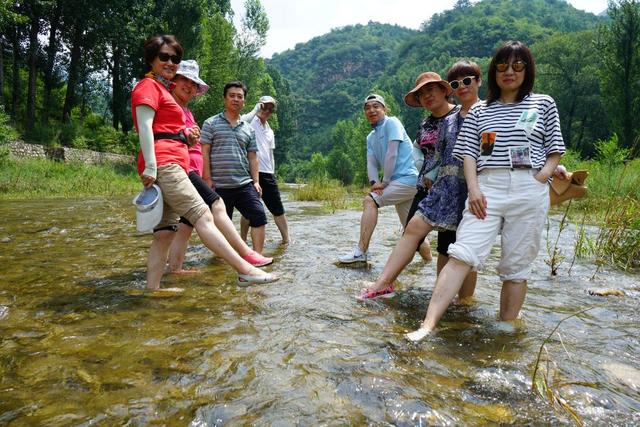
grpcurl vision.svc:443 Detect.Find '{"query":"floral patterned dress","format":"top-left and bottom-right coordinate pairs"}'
top-left (416, 105), bottom-right (468, 231)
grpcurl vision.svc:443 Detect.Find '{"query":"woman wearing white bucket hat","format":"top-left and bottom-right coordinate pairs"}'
top-left (132, 35), bottom-right (278, 290)
top-left (167, 60), bottom-right (273, 273)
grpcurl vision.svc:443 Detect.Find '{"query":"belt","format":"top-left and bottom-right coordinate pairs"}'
top-left (154, 130), bottom-right (187, 145)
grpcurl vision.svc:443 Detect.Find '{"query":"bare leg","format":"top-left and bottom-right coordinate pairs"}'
top-left (212, 200), bottom-right (253, 257)
top-left (418, 238), bottom-right (433, 261)
top-left (459, 271), bottom-right (478, 300)
top-left (240, 215), bottom-right (250, 242)
top-left (437, 253), bottom-right (477, 301)
top-left (499, 280), bottom-right (527, 320)
top-left (421, 257), bottom-right (472, 331)
top-left (358, 196), bottom-right (378, 252)
top-left (273, 214), bottom-right (290, 243)
top-left (251, 225), bottom-right (266, 253)
top-left (369, 217), bottom-right (432, 291)
top-left (167, 223), bottom-right (194, 272)
top-left (147, 230), bottom-right (175, 289)
top-left (193, 212), bottom-right (267, 277)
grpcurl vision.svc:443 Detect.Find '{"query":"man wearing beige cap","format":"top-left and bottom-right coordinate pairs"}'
top-left (338, 94), bottom-right (418, 264)
top-left (240, 96), bottom-right (290, 244)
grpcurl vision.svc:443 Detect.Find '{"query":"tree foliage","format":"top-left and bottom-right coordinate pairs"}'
top-left (0, 0), bottom-right (275, 155)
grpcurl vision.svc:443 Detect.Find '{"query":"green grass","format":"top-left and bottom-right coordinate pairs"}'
top-left (0, 158), bottom-right (140, 199)
top-left (291, 177), bottom-right (361, 212)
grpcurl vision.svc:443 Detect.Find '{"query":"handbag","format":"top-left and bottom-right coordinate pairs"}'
top-left (549, 170), bottom-right (588, 206)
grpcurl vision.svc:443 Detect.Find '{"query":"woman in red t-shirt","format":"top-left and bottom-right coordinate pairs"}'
top-left (132, 35), bottom-right (278, 290)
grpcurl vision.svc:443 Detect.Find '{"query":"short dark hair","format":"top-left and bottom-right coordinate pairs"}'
top-left (223, 81), bottom-right (247, 97)
top-left (142, 35), bottom-right (183, 71)
top-left (486, 40), bottom-right (535, 105)
top-left (447, 59), bottom-right (482, 83)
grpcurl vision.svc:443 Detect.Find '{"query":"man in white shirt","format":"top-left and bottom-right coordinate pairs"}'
top-left (240, 96), bottom-right (290, 244)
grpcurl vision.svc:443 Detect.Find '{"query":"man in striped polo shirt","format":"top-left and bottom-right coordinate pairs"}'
top-left (201, 81), bottom-right (268, 254)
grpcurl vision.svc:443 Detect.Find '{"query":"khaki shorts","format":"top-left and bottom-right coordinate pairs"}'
top-left (155, 163), bottom-right (209, 230)
top-left (369, 181), bottom-right (417, 227)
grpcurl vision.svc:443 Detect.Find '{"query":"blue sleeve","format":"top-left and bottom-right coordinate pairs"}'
top-left (385, 117), bottom-right (405, 142)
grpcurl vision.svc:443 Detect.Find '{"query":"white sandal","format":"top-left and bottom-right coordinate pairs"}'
top-left (237, 272), bottom-right (279, 287)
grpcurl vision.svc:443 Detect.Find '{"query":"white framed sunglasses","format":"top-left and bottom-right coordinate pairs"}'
top-left (449, 76), bottom-right (476, 90)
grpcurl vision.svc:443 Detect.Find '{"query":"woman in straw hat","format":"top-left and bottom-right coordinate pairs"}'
top-left (407, 41), bottom-right (565, 341)
top-left (132, 35), bottom-right (278, 290)
top-left (166, 60), bottom-right (273, 274)
top-left (357, 68), bottom-right (476, 300)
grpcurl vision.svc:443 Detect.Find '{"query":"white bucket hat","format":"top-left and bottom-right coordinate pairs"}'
top-left (175, 59), bottom-right (209, 96)
top-left (133, 184), bottom-right (163, 233)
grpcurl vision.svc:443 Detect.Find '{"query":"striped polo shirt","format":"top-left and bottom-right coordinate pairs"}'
top-left (453, 94), bottom-right (565, 171)
top-left (201, 111), bottom-right (258, 189)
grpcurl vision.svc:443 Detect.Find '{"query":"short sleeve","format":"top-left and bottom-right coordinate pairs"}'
top-left (131, 79), bottom-right (160, 111)
top-left (543, 97), bottom-right (566, 157)
top-left (246, 127), bottom-right (258, 152)
top-left (385, 117), bottom-right (405, 142)
top-left (453, 106), bottom-right (481, 161)
top-left (200, 117), bottom-right (215, 145)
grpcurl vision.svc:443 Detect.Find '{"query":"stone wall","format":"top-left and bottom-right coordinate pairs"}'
top-left (7, 140), bottom-right (134, 165)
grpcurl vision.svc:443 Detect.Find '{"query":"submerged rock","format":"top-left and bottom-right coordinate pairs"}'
top-left (602, 362), bottom-right (640, 392)
top-left (588, 289), bottom-right (626, 297)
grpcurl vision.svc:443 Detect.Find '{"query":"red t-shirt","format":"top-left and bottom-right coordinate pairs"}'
top-left (131, 77), bottom-right (188, 174)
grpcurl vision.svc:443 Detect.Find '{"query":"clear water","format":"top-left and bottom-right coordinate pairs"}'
top-left (0, 191), bottom-right (638, 425)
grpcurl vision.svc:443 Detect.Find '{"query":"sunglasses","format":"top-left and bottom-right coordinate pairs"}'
top-left (157, 52), bottom-right (182, 64)
top-left (496, 60), bottom-right (526, 72)
top-left (449, 76), bottom-right (476, 90)
top-left (262, 106), bottom-right (275, 113)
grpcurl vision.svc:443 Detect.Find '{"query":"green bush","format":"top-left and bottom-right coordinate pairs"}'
top-left (327, 150), bottom-right (354, 184)
top-left (0, 107), bottom-right (20, 145)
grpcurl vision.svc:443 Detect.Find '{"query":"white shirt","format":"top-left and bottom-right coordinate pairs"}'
top-left (250, 116), bottom-right (276, 174)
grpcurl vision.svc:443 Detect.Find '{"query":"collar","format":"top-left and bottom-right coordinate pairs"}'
top-left (219, 111), bottom-right (244, 127)
top-left (372, 115), bottom-right (388, 130)
top-left (145, 71), bottom-right (176, 91)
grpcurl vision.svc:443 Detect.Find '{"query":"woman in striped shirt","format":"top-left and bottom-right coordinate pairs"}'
top-left (407, 41), bottom-right (565, 341)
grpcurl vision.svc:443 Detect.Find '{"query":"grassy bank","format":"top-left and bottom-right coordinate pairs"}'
top-left (0, 158), bottom-right (140, 199)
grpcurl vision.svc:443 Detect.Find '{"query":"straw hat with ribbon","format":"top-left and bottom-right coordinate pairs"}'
top-left (549, 170), bottom-right (588, 206)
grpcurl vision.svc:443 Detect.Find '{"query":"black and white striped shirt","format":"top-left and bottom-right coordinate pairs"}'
top-left (453, 94), bottom-right (565, 171)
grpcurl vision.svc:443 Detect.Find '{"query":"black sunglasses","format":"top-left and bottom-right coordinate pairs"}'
top-left (449, 76), bottom-right (476, 90)
top-left (157, 52), bottom-right (182, 64)
top-left (496, 60), bottom-right (526, 72)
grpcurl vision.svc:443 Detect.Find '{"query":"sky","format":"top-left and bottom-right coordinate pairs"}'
top-left (230, 0), bottom-right (609, 58)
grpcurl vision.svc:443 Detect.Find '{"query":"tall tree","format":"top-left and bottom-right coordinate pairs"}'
top-left (233, 0), bottom-right (269, 88)
top-left (599, 0), bottom-right (640, 152)
top-left (42, 1), bottom-right (62, 122)
top-left (532, 30), bottom-right (609, 155)
top-left (25, 2), bottom-right (42, 128)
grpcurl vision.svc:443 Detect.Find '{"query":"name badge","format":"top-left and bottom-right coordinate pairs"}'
top-left (509, 146), bottom-right (533, 169)
top-left (480, 131), bottom-right (496, 157)
top-left (515, 109), bottom-right (539, 135)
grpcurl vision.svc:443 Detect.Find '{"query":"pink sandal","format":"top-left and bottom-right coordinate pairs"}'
top-left (356, 283), bottom-right (395, 300)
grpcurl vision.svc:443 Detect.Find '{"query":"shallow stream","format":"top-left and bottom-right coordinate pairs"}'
top-left (1, 189), bottom-right (639, 425)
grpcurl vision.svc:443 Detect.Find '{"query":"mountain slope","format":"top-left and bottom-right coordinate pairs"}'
top-left (269, 0), bottom-right (604, 160)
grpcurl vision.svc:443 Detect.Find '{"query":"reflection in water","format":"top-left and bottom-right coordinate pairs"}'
top-left (0, 192), bottom-right (638, 425)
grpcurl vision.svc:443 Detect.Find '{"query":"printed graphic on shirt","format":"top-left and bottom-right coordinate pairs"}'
top-left (509, 146), bottom-right (533, 168)
top-left (515, 109), bottom-right (539, 135)
top-left (480, 131), bottom-right (496, 156)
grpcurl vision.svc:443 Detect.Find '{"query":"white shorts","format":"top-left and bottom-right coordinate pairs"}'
top-left (447, 169), bottom-right (549, 281)
top-left (369, 181), bottom-right (417, 227)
